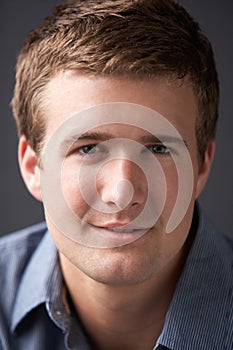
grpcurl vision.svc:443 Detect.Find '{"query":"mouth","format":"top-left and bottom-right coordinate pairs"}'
top-left (88, 222), bottom-right (152, 236)
top-left (80, 223), bottom-right (153, 248)
top-left (98, 227), bottom-right (147, 234)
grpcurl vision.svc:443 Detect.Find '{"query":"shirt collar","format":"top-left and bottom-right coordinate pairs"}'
top-left (11, 231), bottom-right (61, 332)
top-left (11, 231), bottom-right (92, 349)
top-left (157, 204), bottom-right (232, 349)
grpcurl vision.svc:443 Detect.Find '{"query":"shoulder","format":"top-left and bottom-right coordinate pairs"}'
top-left (0, 222), bottom-right (48, 291)
top-left (0, 223), bottom-right (48, 321)
top-left (188, 208), bottom-right (233, 347)
top-left (0, 222), bottom-right (47, 252)
top-left (165, 206), bottom-right (233, 349)
top-left (194, 207), bottom-right (233, 290)
top-left (200, 208), bottom-right (233, 263)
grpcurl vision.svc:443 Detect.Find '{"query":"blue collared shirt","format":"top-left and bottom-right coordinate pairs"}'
top-left (0, 205), bottom-right (232, 349)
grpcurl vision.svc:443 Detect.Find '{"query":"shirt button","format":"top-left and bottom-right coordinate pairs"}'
top-left (56, 310), bottom-right (62, 316)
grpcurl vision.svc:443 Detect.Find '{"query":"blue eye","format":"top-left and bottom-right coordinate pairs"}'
top-left (149, 144), bottom-right (170, 155)
top-left (79, 145), bottom-right (98, 154)
top-left (77, 144), bottom-right (107, 156)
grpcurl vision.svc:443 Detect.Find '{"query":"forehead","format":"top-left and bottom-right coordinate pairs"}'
top-left (42, 72), bottom-right (198, 140)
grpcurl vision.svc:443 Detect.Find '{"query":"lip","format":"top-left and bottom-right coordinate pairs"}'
top-left (90, 222), bottom-right (150, 230)
top-left (99, 227), bottom-right (146, 234)
top-left (96, 222), bottom-right (136, 229)
top-left (89, 224), bottom-right (152, 234)
top-left (82, 223), bottom-right (153, 247)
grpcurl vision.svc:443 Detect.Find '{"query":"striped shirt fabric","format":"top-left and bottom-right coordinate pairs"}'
top-left (0, 204), bottom-right (232, 349)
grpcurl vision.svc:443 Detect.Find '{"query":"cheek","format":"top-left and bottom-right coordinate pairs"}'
top-left (160, 149), bottom-right (198, 231)
top-left (162, 161), bottom-right (179, 214)
top-left (61, 160), bottom-right (89, 218)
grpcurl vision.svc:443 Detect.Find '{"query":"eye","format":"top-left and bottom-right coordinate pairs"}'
top-left (78, 144), bottom-right (99, 154)
top-left (75, 144), bottom-right (108, 157)
top-left (148, 144), bottom-right (171, 155)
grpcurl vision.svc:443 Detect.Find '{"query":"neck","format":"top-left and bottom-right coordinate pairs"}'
top-left (60, 243), bottom-right (189, 350)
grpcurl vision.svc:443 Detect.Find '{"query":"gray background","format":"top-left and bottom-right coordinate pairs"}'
top-left (1, 1), bottom-right (233, 237)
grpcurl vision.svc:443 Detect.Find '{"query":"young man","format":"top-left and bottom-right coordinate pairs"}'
top-left (0, 0), bottom-right (232, 349)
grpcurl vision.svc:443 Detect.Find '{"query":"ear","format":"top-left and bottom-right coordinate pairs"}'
top-left (18, 136), bottom-right (42, 201)
top-left (195, 140), bottom-right (215, 198)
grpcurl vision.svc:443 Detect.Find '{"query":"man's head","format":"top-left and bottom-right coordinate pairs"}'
top-left (12, 0), bottom-right (218, 164)
top-left (15, 0), bottom-right (217, 285)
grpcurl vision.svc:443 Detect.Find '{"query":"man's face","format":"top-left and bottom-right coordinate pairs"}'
top-left (25, 73), bottom-right (213, 285)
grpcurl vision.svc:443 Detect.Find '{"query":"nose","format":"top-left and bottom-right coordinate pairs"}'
top-left (97, 158), bottom-right (147, 210)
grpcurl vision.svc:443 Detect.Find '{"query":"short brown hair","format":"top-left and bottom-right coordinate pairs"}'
top-left (12, 0), bottom-right (219, 163)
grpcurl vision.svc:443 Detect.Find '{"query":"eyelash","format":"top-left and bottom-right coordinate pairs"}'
top-left (74, 143), bottom-right (171, 156)
top-left (77, 144), bottom-right (107, 155)
top-left (147, 144), bottom-right (171, 155)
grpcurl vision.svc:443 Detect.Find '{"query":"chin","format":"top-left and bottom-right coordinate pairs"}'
top-left (65, 237), bottom-right (165, 286)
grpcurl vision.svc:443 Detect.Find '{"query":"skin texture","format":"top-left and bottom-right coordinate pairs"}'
top-left (18, 74), bottom-right (215, 349)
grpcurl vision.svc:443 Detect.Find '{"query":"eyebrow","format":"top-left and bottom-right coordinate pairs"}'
top-left (60, 132), bottom-right (112, 151)
top-left (61, 131), bottom-right (188, 150)
top-left (141, 135), bottom-right (188, 148)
